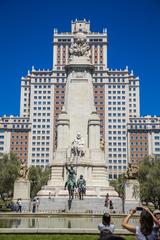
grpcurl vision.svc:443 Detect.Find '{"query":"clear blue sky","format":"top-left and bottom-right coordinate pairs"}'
top-left (0, 0), bottom-right (160, 116)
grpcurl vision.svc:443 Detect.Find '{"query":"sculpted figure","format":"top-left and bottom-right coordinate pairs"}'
top-left (18, 159), bottom-right (28, 180)
top-left (125, 163), bottom-right (139, 179)
top-left (69, 33), bottom-right (91, 60)
top-left (100, 138), bottom-right (105, 151)
top-left (71, 133), bottom-right (85, 159)
top-left (64, 164), bottom-right (77, 189)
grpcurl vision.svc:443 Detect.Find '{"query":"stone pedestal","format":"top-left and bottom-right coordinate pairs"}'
top-left (125, 179), bottom-right (140, 212)
top-left (13, 179), bottom-right (30, 201)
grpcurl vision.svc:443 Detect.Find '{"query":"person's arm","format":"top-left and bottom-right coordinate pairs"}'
top-left (142, 206), bottom-right (160, 226)
top-left (122, 209), bottom-right (136, 234)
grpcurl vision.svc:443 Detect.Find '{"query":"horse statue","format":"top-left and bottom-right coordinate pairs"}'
top-left (65, 178), bottom-right (77, 200)
top-left (65, 164), bottom-right (77, 200)
top-left (77, 175), bottom-right (86, 200)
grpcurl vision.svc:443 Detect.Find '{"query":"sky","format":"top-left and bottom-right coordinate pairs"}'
top-left (0, 0), bottom-right (160, 116)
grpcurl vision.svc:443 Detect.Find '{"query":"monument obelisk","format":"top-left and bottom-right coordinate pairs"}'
top-left (38, 32), bottom-right (117, 197)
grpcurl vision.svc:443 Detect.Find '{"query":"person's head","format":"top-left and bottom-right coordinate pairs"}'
top-left (140, 210), bottom-right (153, 236)
top-left (102, 212), bottom-right (111, 226)
top-left (99, 235), bottom-right (125, 240)
top-left (153, 209), bottom-right (160, 220)
top-left (80, 174), bottom-right (83, 179)
top-left (77, 133), bottom-right (81, 139)
top-left (70, 165), bottom-right (73, 169)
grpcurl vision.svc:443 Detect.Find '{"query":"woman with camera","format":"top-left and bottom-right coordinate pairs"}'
top-left (122, 207), bottom-right (156, 240)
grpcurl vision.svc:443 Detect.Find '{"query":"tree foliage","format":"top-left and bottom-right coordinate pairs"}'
top-left (28, 166), bottom-right (51, 199)
top-left (138, 156), bottom-right (160, 208)
top-left (110, 174), bottom-right (125, 198)
top-left (0, 152), bottom-right (20, 200)
top-left (110, 174), bottom-right (126, 213)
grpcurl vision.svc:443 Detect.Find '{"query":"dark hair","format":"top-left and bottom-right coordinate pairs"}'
top-left (140, 210), bottom-right (153, 236)
top-left (99, 235), bottom-right (125, 240)
top-left (102, 213), bottom-right (111, 226)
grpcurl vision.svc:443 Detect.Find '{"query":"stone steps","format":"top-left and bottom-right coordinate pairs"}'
top-left (36, 197), bottom-right (122, 214)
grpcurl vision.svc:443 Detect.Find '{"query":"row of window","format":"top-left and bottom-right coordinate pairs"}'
top-left (34, 78), bottom-right (51, 83)
top-left (32, 142), bottom-right (50, 145)
top-left (108, 107), bottom-right (126, 111)
top-left (32, 148), bottom-right (50, 151)
top-left (130, 125), bottom-right (157, 129)
top-left (131, 147), bottom-right (148, 151)
top-left (108, 85), bottom-right (126, 89)
top-left (32, 153), bottom-right (49, 157)
top-left (31, 159), bottom-right (49, 163)
top-left (33, 119), bottom-right (50, 122)
top-left (108, 154), bottom-right (127, 157)
top-left (108, 148), bottom-right (126, 152)
top-left (155, 148), bottom-right (160, 151)
top-left (108, 96), bottom-right (126, 100)
top-left (108, 125), bottom-right (126, 129)
top-left (33, 107), bottom-right (51, 110)
top-left (108, 101), bottom-right (126, 105)
top-left (108, 119), bottom-right (126, 123)
top-left (130, 136), bottom-right (148, 140)
top-left (108, 131), bottom-right (126, 135)
top-left (11, 147), bottom-right (27, 150)
top-left (109, 166), bottom-right (126, 170)
top-left (108, 142), bottom-right (126, 146)
top-left (108, 113), bottom-right (126, 117)
top-left (109, 159), bottom-right (126, 163)
top-left (34, 101), bottom-right (51, 105)
top-left (34, 96), bottom-right (51, 99)
top-left (34, 85), bottom-right (51, 89)
top-left (130, 142), bottom-right (148, 146)
top-left (108, 91), bottom-right (126, 94)
top-left (34, 91), bottom-right (51, 94)
top-left (32, 125), bottom-right (50, 128)
top-left (155, 136), bottom-right (160, 140)
top-left (131, 154), bottom-right (147, 157)
top-left (32, 130), bottom-right (50, 134)
top-left (11, 142), bottom-right (28, 145)
top-left (33, 113), bottom-right (50, 116)
top-left (108, 136), bottom-right (126, 140)
top-left (32, 136), bottom-right (50, 140)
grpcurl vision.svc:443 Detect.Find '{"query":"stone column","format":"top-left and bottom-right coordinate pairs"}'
top-left (57, 109), bottom-right (70, 149)
top-left (88, 111), bottom-right (100, 149)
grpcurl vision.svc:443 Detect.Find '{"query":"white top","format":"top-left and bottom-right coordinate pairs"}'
top-left (98, 223), bottom-right (115, 233)
top-left (136, 226), bottom-right (156, 240)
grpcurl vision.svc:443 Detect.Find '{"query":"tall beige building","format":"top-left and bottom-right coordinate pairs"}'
top-left (127, 116), bottom-right (160, 164)
top-left (1, 20), bottom-right (142, 179)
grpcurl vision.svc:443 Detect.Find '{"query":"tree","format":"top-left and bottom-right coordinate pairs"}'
top-left (0, 152), bottom-right (20, 200)
top-left (110, 174), bottom-right (126, 213)
top-left (28, 166), bottom-right (50, 199)
top-left (138, 156), bottom-right (160, 209)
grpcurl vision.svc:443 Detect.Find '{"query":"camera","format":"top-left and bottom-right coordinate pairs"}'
top-left (136, 207), bottom-right (143, 211)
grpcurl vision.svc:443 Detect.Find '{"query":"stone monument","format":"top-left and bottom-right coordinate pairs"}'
top-left (37, 33), bottom-right (119, 211)
top-left (13, 159), bottom-right (30, 201)
top-left (124, 163), bottom-right (140, 212)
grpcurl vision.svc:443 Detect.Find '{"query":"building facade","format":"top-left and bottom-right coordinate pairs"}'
top-left (18, 20), bottom-right (141, 178)
top-left (0, 116), bottom-right (31, 162)
top-left (127, 116), bottom-right (160, 164)
top-left (4, 19), bottom-right (159, 180)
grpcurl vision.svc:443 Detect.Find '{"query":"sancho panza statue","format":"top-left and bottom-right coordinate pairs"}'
top-left (69, 32), bottom-right (91, 60)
